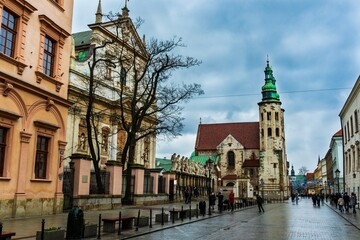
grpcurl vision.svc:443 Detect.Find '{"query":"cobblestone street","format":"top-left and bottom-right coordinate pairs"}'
top-left (2, 198), bottom-right (360, 239)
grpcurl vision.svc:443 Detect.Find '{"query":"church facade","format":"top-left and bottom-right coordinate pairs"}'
top-left (193, 60), bottom-right (289, 200)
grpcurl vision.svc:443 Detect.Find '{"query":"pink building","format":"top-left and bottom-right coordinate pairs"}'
top-left (0, 0), bottom-right (74, 218)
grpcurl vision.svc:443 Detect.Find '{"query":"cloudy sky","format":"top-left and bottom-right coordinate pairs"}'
top-left (72, 0), bottom-right (360, 174)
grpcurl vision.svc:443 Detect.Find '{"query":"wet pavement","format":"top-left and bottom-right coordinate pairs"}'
top-left (1, 197), bottom-right (360, 239)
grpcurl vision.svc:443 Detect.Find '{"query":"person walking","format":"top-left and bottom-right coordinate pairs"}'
top-left (228, 190), bottom-right (235, 212)
top-left (338, 196), bottom-right (344, 213)
top-left (350, 192), bottom-right (357, 214)
top-left (209, 192), bottom-right (216, 210)
top-left (295, 193), bottom-right (299, 205)
top-left (256, 194), bottom-right (265, 212)
top-left (184, 187), bottom-right (190, 204)
top-left (217, 191), bottom-right (224, 212)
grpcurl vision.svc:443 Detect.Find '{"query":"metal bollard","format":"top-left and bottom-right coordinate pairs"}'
top-left (97, 214), bottom-right (101, 239)
top-left (41, 219), bottom-right (45, 240)
top-left (150, 209), bottom-right (152, 228)
top-left (136, 210), bottom-right (140, 231)
top-left (172, 208), bottom-right (175, 224)
top-left (118, 211), bottom-right (122, 235)
top-left (196, 204), bottom-right (199, 218)
top-left (181, 206), bottom-right (184, 221)
top-left (161, 208), bottom-right (164, 226)
top-left (189, 205), bottom-right (191, 220)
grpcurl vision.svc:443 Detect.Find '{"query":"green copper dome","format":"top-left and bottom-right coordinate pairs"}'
top-left (260, 59), bottom-right (280, 102)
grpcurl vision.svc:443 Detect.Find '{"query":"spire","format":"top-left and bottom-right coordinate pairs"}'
top-left (95, 0), bottom-right (102, 23)
top-left (260, 56), bottom-right (280, 103)
top-left (291, 165), bottom-right (295, 176)
top-left (122, 0), bottom-right (130, 17)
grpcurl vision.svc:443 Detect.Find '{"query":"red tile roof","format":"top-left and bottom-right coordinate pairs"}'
top-left (306, 172), bottom-right (314, 180)
top-left (195, 122), bottom-right (260, 151)
top-left (334, 129), bottom-right (342, 136)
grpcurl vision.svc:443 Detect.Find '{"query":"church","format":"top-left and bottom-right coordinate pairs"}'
top-left (192, 60), bottom-right (289, 200)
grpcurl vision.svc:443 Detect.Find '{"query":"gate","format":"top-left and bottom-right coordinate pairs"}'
top-left (169, 179), bottom-right (175, 201)
top-left (62, 166), bottom-right (74, 211)
top-left (122, 173), bottom-right (135, 204)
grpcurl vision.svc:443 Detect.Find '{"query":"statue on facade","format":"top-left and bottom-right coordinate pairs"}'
top-left (176, 154), bottom-right (181, 171)
top-left (171, 153), bottom-right (178, 171)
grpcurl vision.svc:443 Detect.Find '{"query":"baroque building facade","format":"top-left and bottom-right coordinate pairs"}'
top-left (66, 3), bottom-right (156, 171)
top-left (339, 75), bottom-right (360, 198)
top-left (193, 60), bottom-right (289, 200)
top-left (0, 0), bottom-right (73, 218)
top-left (64, 2), bottom-right (160, 208)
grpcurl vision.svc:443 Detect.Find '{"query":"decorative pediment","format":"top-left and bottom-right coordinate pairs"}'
top-left (217, 134), bottom-right (244, 150)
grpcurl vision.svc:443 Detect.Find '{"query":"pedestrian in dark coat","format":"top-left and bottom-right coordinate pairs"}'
top-left (217, 191), bottom-right (224, 211)
top-left (209, 192), bottom-right (216, 210)
top-left (184, 188), bottom-right (190, 204)
top-left (350, 192), bottom-right (357, 214)
top-left (256, 194), bottom-right (265, 212)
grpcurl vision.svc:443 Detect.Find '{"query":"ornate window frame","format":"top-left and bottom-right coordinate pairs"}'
top-left (0, 0), bottom-right (36, 75)
top-left (31, 120), bottom-right (59, 181)
top-left (35, 14), bottom-right (70, 92)
top-left (0, 108), bottom-right (21, 179)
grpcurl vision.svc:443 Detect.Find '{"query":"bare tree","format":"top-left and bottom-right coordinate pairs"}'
top-left (117, 35), bottom-right (203, 202)
top-left (298, 166), bottom-right (309, 176)
top-left (72, 10), bottom-right (203, 196)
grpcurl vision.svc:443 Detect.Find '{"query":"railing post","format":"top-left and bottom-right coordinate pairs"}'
top-left (189, 205), bottom-right (191, 220)
top-left (136, 210), bottom-right (140, 231)
top-left (118, 211), bottom-right (121, 235)
top-left (150, 209), bottom-right (152, 228)
top-left (196, 204), bottom-right (199, 218)
top-left (97, 214), bottom-right (101, 239)
top-left (161, 208), bottom-right (164, 226)
top-left (172, 208), bottom-right (175, 224)
top-left (181, 205), bottom-right (184, 221)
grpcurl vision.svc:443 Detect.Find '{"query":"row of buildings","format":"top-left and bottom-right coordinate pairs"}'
top-left (291, 75), bottom-right (360, 201)
top-left (0, 0), bottom-right (290, 219)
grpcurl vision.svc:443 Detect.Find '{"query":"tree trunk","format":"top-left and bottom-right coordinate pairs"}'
top-left (86, 66), bottom-right (104, 194)
top-left (122, 138), bottom-right (136, 204)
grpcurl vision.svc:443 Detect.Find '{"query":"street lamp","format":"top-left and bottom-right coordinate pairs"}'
top-left (335, 169), bottom-right (340, 193)
top-left (206, 158), bottom-right (214, 215)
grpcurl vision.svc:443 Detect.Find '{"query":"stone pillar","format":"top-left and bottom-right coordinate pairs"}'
top-left (150, 169), bottom-right (162, 194)
top-left (131, 165), bottom-right (145, 195)
top-left (13, 131), bottom-right (32, 217)
top-left (163, 172), bottom-right (176, 194)
top-left (106, 161), bottom-right (123, 195)
top-left (70, 154), bottom-right (91, 197)
top-left (54, 140), bottom-right (67, 213)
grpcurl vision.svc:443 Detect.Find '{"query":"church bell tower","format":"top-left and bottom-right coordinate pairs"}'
top-left (258, 59), bottom-right (288, 199)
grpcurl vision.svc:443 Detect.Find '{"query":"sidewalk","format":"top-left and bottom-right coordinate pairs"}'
top-left (324, 199), bottom-right (360, 230)
top-left (0, 198), bottom-right (258, 239)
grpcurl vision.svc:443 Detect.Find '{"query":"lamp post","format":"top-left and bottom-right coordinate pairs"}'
top-left (206, 158), bottom-right (214, 215)
top-left (335, 169), bottom-right (340, 193)
top-left (261, 178), bottom-right (264, 199)
top-left (324, 181), bottom-right (327, 202)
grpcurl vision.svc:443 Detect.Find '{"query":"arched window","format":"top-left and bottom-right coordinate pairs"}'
top-left (228, 151), bottom-right (235, 169)
top-left (226, 182), bottom-right (235, 187)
